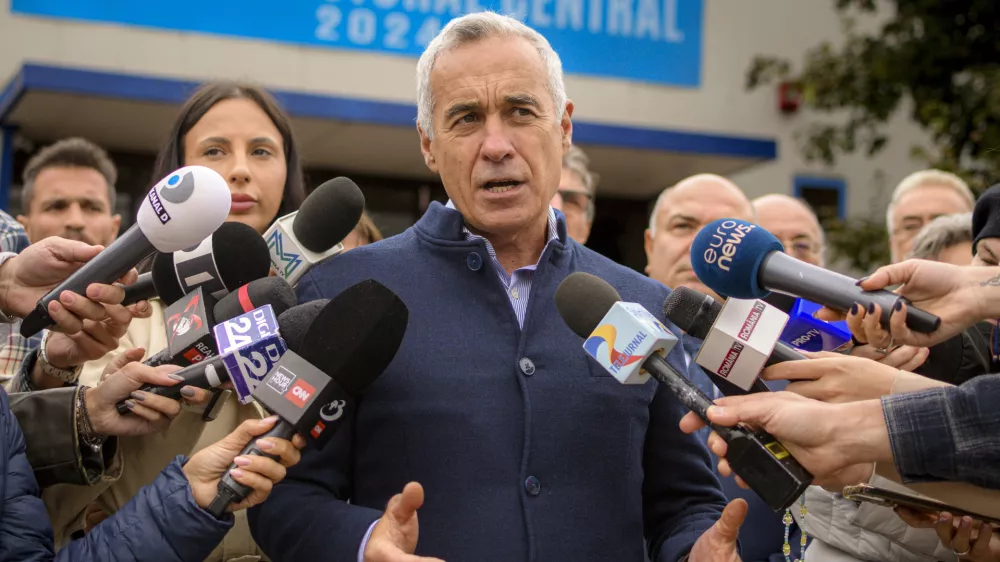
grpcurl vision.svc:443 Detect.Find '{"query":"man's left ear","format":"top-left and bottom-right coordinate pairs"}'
top-left (111, 215), bottom-right (121, 240)
top-left (560, 101), bottom-right (574, 154)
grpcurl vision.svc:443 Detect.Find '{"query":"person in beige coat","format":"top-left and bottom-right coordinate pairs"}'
top-left (34, 81), bottom-right (308, 562)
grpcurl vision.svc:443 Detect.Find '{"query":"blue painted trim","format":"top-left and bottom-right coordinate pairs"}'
top-left (0, 126), bottom-right (16, 212)
top-left (0, 63), bottom-right (778, 160)
top-left (793, 175), bottom-right (847, 220)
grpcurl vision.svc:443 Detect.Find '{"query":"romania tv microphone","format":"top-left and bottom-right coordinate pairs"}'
top-left (206, 279), bottom-right (409, 517)
top-left (265, 177), bottom-right (365, 286)
top-left (21, 166), bottom-right (231, 337)
top-left (554, 272), bottom-right (812, 512)
top-left (664, 286), bottom-right (802, 394)
top-left (142, 277), bottom-right (297, 368)
top-left (690, 218), bottom-right (942, 334)
top-left (118, 294), bottom-right (304, 414)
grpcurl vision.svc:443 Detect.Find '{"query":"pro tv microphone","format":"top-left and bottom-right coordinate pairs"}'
top-left (21, 166), bottom-right (231, 337)
top-left (206, 279), bottom-right (409, 517)
top-left (554, 271), bottom-right (812, 512)
top-left (690, 218), bottom-right (942, 334)
top-left (151, 221), bottom-right (272, 305)
top-left (265, 177), bottom-right (365, 285)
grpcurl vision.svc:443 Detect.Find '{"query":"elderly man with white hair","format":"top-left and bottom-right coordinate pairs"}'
top-left (249, 12), bottom-right (737, 562)
top-left (886, 170), bottom-right (974, 263)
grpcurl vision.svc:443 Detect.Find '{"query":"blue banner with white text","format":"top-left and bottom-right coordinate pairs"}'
top-left (12, 0), bottom-right (702, 86)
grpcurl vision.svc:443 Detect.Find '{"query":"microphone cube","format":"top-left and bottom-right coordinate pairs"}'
top-left (583, 302), bottom-right (678, 385)
top-left (214, 305), bottom-right (287, 403)
top-left (252, 350), bottom-right (349, 434)
top-left (164, 287), bottom-right (218, 366)
top-left (780, 298), bottom-right (851, 352)
top-left (265, 215), bottom-right (344, 286)
top-left (695, 298), bottom-right (789, 391)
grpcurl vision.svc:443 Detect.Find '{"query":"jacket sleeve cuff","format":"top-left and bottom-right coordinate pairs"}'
top-left (881, 388), bottom-right (953, 483)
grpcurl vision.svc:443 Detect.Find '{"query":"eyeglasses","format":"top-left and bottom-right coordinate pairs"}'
top-left (892, 221), bottom-right (927, 240)
top-left (779, 238), bottom-right (822, 262)
top-left (557, 189), bottom-right (592, 214)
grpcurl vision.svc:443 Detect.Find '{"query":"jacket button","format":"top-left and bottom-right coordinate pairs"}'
top-left (524, 476), bottom-right (541, 496)
top-left (519, 357), bottom-right (535, 376)
top-left (467, 252), bottom-right (483, 271)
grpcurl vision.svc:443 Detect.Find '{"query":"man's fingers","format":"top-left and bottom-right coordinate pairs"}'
top-left (85, 283), bottom-right (126, 306)
top-left (45, 238), bottom-right (103, 265)
top-left (128, 300), bottom-right (153, 319)
top-left (678, 411), bottom-right (708, 434)
top-left (81, 319), bottom-right (120, 350)
top-left (935, 512), bottom-right (956, 546)
top-left (387, 482), bottom-right (425, 526)
top-left (707, 431), bottom-right (728, 458)
top-left (896, 347), bottom-right (930, 372)
top-left (894, 507), bottom-right (937, 528)
top-left (713, 499), bottom-right (748, 544)
top-left (58, 291), bottom-right (109, 322)
top-left (47, 300), bottom-right (83, 334)
top-left (949, 516), bottom-right (974, 556)
top-left (118, 269), bottom-right (139, 287)
top-left (970, 521), bottom-right (992, 558)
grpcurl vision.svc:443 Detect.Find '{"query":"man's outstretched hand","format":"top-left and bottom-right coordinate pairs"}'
top-left (364, 482), bottom-right (445, 562)
top-left (687, 499), bottom-right (746, 562)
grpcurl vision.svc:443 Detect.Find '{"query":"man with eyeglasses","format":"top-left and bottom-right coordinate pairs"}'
top-left (752, 194), bottom-right (826, 266)
top-left (887, 170), bottom-right (974, 263)
top-left (549, 145), bottom-right (596, 244)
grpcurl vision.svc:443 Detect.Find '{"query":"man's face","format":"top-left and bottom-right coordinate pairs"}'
top-left (419, 36), bottom-right (572, 239)
top-left (890, 185), bottom-right (971, 262)
top-left (753, 198), bottom-right (825, 267)
top-left (557, 167), bottom-right (592, 244)
top-left (644, 180), bottom-right (753, 301)
top-left (18, 166), bottom-right (120, 246)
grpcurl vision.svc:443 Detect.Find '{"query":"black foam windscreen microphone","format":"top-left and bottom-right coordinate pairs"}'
top-left (152, 221), bottom-right (271, 306)
top-left (266, 177), bottom-right (366, 285)
top-left (554, 272), bottom-right (812, 512)
top-left (212, 277), bottom-right (297, 323)
top-left (21, 166), bottom-right (231, 337)
top-left (663, 286), bottom-right (799, 395)
top-left (207, 279), bottom-right (408, 516)
top-left (122, 272), bottom-right (157, 306)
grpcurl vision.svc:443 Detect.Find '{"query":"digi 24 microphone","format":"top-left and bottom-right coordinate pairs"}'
top-left (690, 219), bottom-right (941, 334)
top-left (21, 166), bottom-right (231, 337)
top-left (206, 279), bottom-right (409, 517)
top-left (151, 221), bottom-right (272, 305)
top-left (265, 177), bottom-right (365, 286)
top-left (554, 272), bottom-right (812, 512)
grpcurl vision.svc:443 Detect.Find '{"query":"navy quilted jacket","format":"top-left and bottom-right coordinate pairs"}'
top-left (0, 387), bottom-right (233, 561)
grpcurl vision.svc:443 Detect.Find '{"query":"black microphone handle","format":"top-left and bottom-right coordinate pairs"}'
top-left (21, 226), bottom-right (155, 337)
top-left (207, 419), bottom-right (296, 518)
top-left (143, 348), bottom-right (173, 367)
top-left (643, 353), bottom-right (735, 441)
top-left (116, 354), bottom-right (228, 415)
top-left (122, 271), bottom-right (158, 306)
top-left (759, 251), bottom-right (941, 334)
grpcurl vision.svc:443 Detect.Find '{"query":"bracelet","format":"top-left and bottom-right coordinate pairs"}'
top-left (40, 330), bottom-right (83, 384)
top-left (75, 386), bottom-right (106, 453)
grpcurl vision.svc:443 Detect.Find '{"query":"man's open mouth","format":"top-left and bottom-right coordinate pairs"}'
top-left (483, 180), bottom-right (521, 194)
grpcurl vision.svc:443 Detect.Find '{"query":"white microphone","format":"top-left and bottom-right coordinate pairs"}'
top-left (265, 177), bottom-right (365, 286)
top-left (21, 166), bottom-right (231, 337)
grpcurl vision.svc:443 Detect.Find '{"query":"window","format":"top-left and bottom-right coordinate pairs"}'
top-left (793, 176), bottom-right (846, 228)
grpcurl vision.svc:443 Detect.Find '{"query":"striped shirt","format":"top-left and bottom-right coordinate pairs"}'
top-left (0, 210), bottom-right (36, 382)
top-left (445, 200), bottom-right (559, 328)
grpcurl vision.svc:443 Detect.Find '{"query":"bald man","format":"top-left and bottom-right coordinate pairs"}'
top-left (645, 174), bottom-right (754, 301)
top-left (752, 194), bottom-right (826, 267)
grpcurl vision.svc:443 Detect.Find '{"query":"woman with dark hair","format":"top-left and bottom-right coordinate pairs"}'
top-left (39, 82), bottom-right (307, 562)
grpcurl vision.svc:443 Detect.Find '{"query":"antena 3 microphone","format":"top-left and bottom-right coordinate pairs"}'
top-left (555, 272), bottom-right (813, 512)
top-left (206, 279), bottom-right (409, 517)
top-left (690, 218), bottom-right (942, 334)
top-left (152, 221), bottom-right (272, 306)
top-left (21, 166), bottom-right (231, 337)
top-left (265, 177), bottom-right (365, 285)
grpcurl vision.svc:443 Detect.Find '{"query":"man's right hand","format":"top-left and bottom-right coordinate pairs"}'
top-left (364, 482), bottom-right (445, 562)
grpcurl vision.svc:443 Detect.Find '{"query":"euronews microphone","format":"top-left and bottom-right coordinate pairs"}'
top-left (151, 221), bottom-right (272, 305)
top-left (554, 272), bottom-right (813, 512)
top-left (21, 166), bottom-right (231, 337)
top-left (690, 219), bottom-right (942, 334)
top-left (206, 279), bottom-right (409, 516)
top-left (265, 177), bottom-right (365, 286)
top-left (143, 277), bottom-right (296, 368)
top-left (664, 286), bottom-right (801, 394)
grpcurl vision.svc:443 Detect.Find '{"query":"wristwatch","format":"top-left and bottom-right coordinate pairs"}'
top-left (0, 252), bottom-right (18, 324)
top-left (39, 329), bottom-right (84, 384)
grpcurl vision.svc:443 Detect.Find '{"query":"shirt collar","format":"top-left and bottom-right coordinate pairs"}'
top-left (444, 199), bottom-right (559, 246)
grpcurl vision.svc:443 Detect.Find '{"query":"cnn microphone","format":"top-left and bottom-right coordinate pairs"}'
top-left (206, 279), bottom-right (409, 517)
top-left (554, 272), bottom-right (813, 512)
top-left (21, 166), bottom-right (231, 337)
top-left (152, 221), bottom-right (272, 305)
top-left (690, 219), bottom-right (942, 334)
top-left (664, 286), bottom-right (798, 395)
top-left (265, 177), bottom-right (365, 286)
top-left (122, 272), bottom-right (157, 306)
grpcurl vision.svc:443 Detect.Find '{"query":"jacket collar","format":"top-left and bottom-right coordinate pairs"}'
top-left (415, 200), bottom-right (569, 246)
